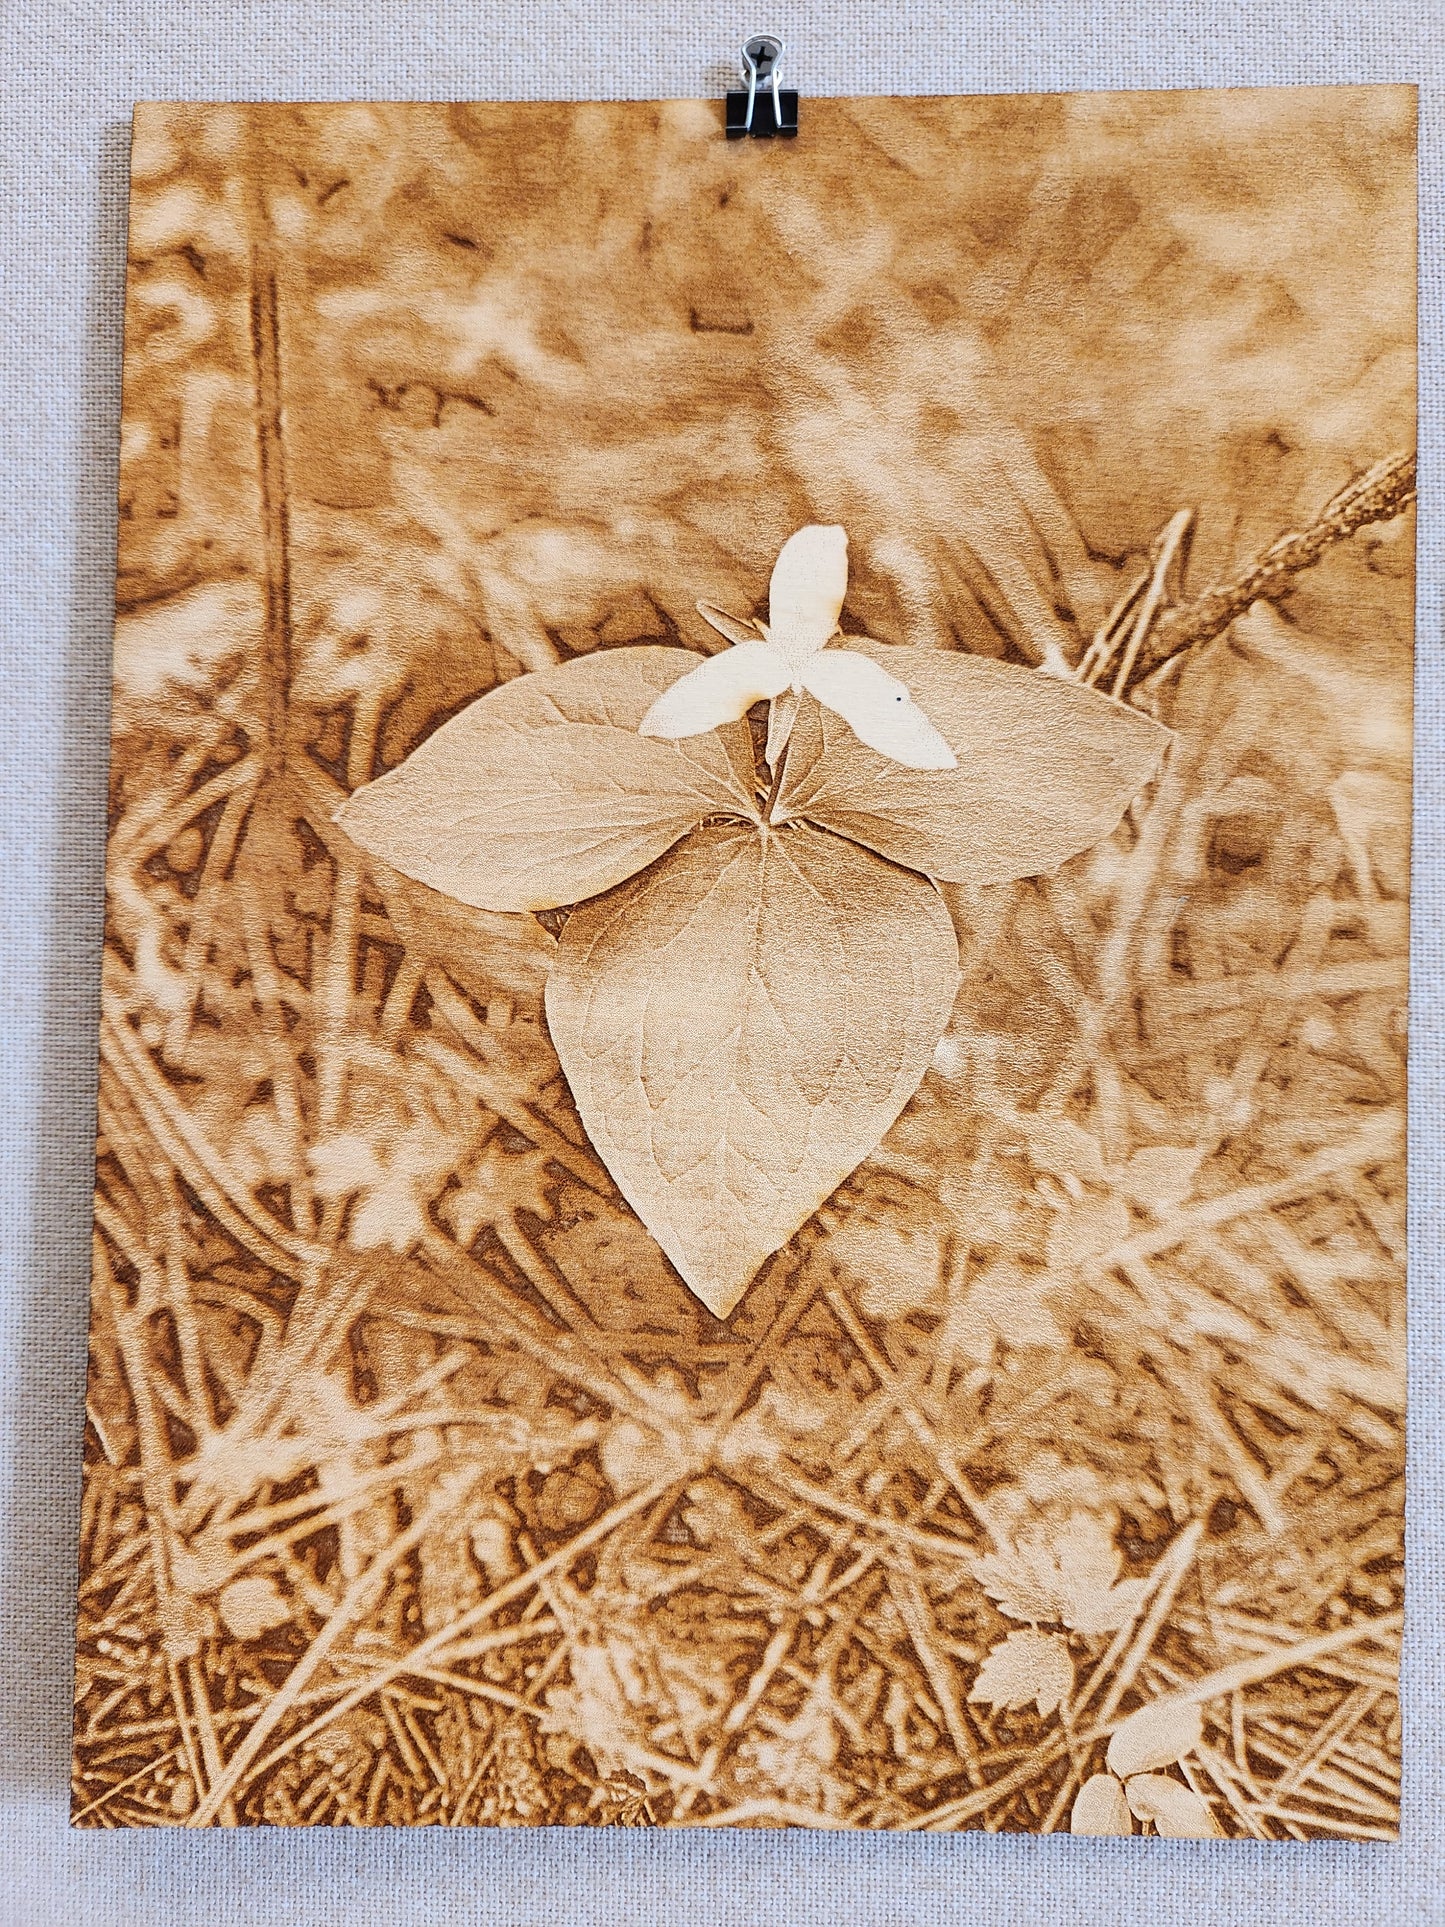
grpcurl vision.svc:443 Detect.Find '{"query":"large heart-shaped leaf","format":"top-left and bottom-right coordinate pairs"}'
top-left (774, 642), bottom-right (1171, 883)
top-left (337, 647), bottom-right (758, 912)
top-left (545, 820), bottom-right (960, 1316)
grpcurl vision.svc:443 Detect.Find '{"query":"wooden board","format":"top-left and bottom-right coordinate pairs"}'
top-left (75, 90), bottom-right (1413, 1835)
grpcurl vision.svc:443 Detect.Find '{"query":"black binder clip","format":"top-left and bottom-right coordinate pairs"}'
top-left (726, 34), bottom-right (798, 139)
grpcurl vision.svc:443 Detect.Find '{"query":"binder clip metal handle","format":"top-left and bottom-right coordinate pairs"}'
top-left (726, 33), bottom-right (798, 139)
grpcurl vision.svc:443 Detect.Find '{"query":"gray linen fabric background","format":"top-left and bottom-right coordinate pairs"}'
top-left (0, 2), bottom-right (1439, 1920)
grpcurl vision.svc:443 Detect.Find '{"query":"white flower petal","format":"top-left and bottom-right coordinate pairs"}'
top-left (800, 650), bottom-right (958, 770)
top-left (768, 526), bottom-right (848, 665)
top-left (639, 642), bottom-right (789, 740)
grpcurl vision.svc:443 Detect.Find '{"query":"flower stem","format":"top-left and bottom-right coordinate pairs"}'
top-left (762, 728), bottom-right (792, 825)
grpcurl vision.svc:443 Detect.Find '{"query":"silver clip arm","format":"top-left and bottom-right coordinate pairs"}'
top-left (740, 34), bottom-right (785, 135)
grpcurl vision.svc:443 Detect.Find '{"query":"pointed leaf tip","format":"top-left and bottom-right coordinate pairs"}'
top-left (545, 819), bottom-right (959, 1315)
top-left (696, 600), bottom-right (765, 648)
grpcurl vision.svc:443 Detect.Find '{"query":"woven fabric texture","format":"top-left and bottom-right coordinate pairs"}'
top-left (0, 2), bottom-right (1440, 1921)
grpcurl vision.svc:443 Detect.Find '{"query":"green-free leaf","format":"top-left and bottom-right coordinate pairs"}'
top-left (774, 642), bottom-right (1171, 883)
top-left (969, 1629), bottom-right (1074, 1716)
top-left (1071, 1773), bottom-right (1134, 1836)
top-left (971, 1511), bottom-right (1149, 1634)
top-left (544, 820), bottom-right (960, 1317)
top-left (1107, 1698), bottom-right (1205, 1779)
top-left (337, 647), bottom-right (758, 913)
top-left (1123, 1772), bottom-right (1221, 1837)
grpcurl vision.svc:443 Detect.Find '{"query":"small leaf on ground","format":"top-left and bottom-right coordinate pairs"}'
top-left (545, 820), bottom-right (960, 1316)
top-left (973, 1511), bottom-right (1148, 1633)
top-left (968, 1628), bottom-right (1074, 1715)
top-left (950, 1264), bottom-right (1068, 1357)
top-left (831, 1218), bottom-right (946, 1319)
top-left (774, 643), bottom-right (1170, 883)
top-left (1071, 1772), bottom-right (1134, 1836)
top-left (1123, 1771), bottom-right (1222, 1837)
top-left (1107, 1698), bottom-right (1205, 1779)
top-left (337, 647), bottom-right (758, 912)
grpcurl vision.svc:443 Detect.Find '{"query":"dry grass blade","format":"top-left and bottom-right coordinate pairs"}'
top-left (1132, 451), bottom-right (1416, 685)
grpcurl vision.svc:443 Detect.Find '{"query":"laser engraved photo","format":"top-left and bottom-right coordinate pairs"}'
top-left (76, 87), bottom-right (1414, 1836)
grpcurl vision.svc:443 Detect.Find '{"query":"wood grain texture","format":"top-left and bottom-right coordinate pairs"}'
top-left (75, 90), bottom-right (1413, 1836)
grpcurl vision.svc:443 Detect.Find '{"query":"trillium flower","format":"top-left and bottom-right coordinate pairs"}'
top-left (337, 525), bottom-right (1172, 1317)
top-left (639, 525), bottom-right (958, 772)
